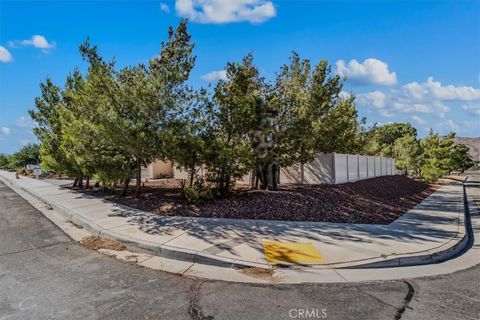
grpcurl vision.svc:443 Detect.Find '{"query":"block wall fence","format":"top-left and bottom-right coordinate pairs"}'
top-left (143, 153), bottom-right (396, 185)
top-left (280, 153), bottom-right (396, 185)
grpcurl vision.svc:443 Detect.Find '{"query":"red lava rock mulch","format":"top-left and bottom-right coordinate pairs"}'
top-left (77, 175), bottom-right (438, 225)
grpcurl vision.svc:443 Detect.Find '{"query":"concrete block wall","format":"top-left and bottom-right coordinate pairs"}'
top-left (280, 153), bottom-right (396, 185)
top-left (280, 153), bottom-right (335, 184)
top-left (146, 153), bottom-right (396, 185)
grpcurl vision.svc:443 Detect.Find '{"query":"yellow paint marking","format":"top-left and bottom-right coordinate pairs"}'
top-left (263, 242), bottom-right (324, 264)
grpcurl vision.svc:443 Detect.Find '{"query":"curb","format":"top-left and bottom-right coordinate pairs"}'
top-left (342, 177), bottom-right (473, 269)
top-left (0, 174), bottom-right (471, 270)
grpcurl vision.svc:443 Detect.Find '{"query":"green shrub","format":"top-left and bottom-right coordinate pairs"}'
top-left (183, 178), bottom-right (216, 203)
top-left (421, 160), bottom-right (445, 183)
top-left (184, 187), bottom-right (200, 203)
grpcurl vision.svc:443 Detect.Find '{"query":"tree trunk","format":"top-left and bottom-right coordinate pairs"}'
top-left (135, 160), bottom-right (141, 197)
top-left (277, 166), bottom-right (280, 185)
top-left (271, 164), bottom-right (278, 191)
top-left (225, 172), bottom-right (231, 193)
top-left (94, 181), bottom-right (100, 188)
top-left (73, 177), bottom-right (79, 188)
top-left (78, 175), bottom-right (83, 188)
top-left (249, 171), bottom-right (254, 188)
top-left (85, 176), bottom-right (90, 189)
top-left (189, 167), bottom-right (195, 188)
top-left (121, 178), bottom-right (130, 197)
top-left (259, 168), bottom-right (268, 190)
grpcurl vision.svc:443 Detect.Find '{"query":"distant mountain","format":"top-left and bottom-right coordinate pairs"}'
top-left (454, 137), bottom-right (480, 162)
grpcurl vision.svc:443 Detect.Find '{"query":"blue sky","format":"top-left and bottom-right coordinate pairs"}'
top-left (0, 0), bottom-right (479, 154)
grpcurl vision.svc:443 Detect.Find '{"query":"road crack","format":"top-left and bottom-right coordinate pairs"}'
top-left (355, 287), bottom-right (399, 311)
top-left (189, 279), bottom-right (214, 320)
top-left (0, 241), bottom-right (71, 258)
top-left (394, 280), bottom-right (415, 320)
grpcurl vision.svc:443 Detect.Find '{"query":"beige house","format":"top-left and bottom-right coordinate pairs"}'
top-left (140, 160), bottom-right (175, 180)
top-left (140, 159), bottom-right (204, 181)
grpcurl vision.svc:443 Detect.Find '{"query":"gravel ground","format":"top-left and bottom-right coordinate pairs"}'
top-left (78, 175), bottom-right (437, 224)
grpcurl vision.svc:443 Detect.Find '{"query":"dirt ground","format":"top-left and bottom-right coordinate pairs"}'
top-left (80, 236), bottom-right (126, 251)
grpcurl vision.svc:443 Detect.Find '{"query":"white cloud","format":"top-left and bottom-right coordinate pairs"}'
top-left (160, 2), bottom-right (170, 13)
top-left (357, 91), bottom-right (386, 109)
top-left (356, 88), bottom-right (451, 120)
top-left (17, 116), bottom-right (27, 127)
top-left (1, 127), bottom-right (11, 135)
top-left (401, 82), bottom-right (424, 101)
top-left (445, 119), bottom-right (460, 132)
top-left (402, 77), bottom-right (480, 101)
top-left (20, 139), bottom-right (31, 146)
top-left (378, 109), bottom-right (395, 118)
top-left (462, 104), bottom-right (480, 116)
top-left (21, 35), bottom-right (55, 50)
top-left (0, 45), bottom-right (12, 62)
top-left (411, 115), bottom-right (426, 126)
top-left (392, 100), bottom-right (450, 115)
top-left (16, 116), bottom-right (35, 128)
top-left (175, 0), bottom-right (276, 24)
top-left (338, 91), bottom-right (352, 100)
top-left (201, 70), bottom-right (227, 82)
top-left (353, 76), bottom-right (479, 133)
top-left (336, 58), bottom-right (397, 86)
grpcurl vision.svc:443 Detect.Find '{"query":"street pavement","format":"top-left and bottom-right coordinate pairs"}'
top-left (0, 170), bottom-right (467, 270)
top-left (0, 179), bottom-right (479, 320)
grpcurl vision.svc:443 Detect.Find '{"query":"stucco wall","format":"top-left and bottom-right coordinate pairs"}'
top-left (151, 160), bottom-right (174, 178)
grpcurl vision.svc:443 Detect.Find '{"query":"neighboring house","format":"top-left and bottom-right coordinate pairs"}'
top-left (140, 160), bottom-right (204, 181)
top-left (140, 160), bottom-right (175, 180)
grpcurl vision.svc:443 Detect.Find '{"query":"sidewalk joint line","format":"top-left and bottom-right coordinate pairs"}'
top-left (160, 231), bottom-right (189, 246)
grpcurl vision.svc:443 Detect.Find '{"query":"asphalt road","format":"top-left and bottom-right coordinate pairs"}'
top-left (0, 180), bottom-right (479, 320)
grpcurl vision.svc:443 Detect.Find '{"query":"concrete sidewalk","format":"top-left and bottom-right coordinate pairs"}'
top-left (0, 170), bottom-right (467, 269)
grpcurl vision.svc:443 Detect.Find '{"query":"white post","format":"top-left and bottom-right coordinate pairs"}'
top-left (346, 154), bottom-right (349, 183)
top-left (332, 153), bottom-right (336, 184)
top-left (380, 157), bottom-right (383, 176)
top-left (357, 155), bottom-right (360, 181)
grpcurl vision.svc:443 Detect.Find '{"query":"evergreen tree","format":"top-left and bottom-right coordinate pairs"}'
top-left (275, 52), bottom-right (358, 182)
top-left (365, 123), bottom-right (417, 157)
top-left (393, 134), bottom-right (422, 175)
top-left (77, 19), bottom-right (196, 196)
top-left (210, 53), bottom-right (261, 193)
top-left (450, 144), bottom-right (474, 173)
top-left (420, 131), bottom-right (455, 182)
top-left (29, 79), bottom-right (83, 181)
